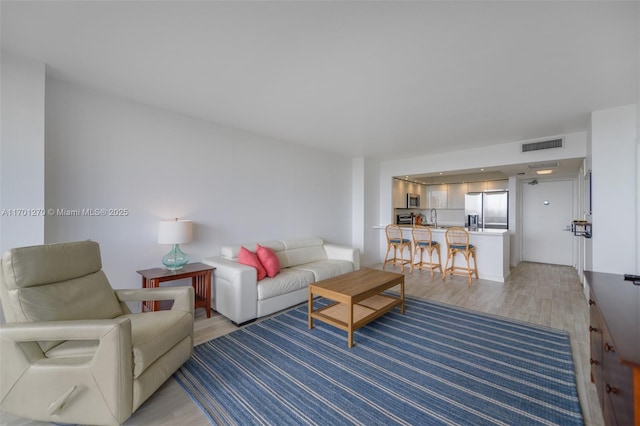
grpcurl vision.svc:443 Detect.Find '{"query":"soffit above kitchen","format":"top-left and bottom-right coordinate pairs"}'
top-left (1, 1), bottom-right (637, 159)
top-left (397, 158), bottom-right (584, 185)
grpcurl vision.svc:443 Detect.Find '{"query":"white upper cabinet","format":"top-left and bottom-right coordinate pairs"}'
top-left (467, 181), bottom-right (486, 192)
top-left (447, 183), bottom-right (467, 209)
top-left (486, 179), bottom-right (509, 190)
top-left (396, 178), bottom-right (508, 211)
top-left (392, 179), bottom-right (406, 208)
top-left (420, 185), bottom-right (428, 208)
top-left (427, 184), bottom-right (448, 209)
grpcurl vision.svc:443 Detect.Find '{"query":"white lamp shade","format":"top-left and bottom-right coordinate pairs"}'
top-left (158, 219), bottom-right (193, 244)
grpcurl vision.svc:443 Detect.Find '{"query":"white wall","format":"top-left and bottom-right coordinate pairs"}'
top-left (637, 4), bottom-right (640, 272)
top-left (352, 157), bottom-right (365, 257)
top-left (44, 78), bottom-right (353, 291)
top-left (0, 52), bottom-right (46, 252)
top-left (363, 157), bottom-right (381, 266)
top-left (585, 129), bottom-right (594, 274)
top-left (370, 132), bottom-right (588, 264)
top-left (589, 104), bottom-right (637, 274)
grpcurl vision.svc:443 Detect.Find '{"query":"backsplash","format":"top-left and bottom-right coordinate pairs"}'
top-left (396, 208), bottom-right (465, 226)
top-left (430, 209), bottom-right (465, 226)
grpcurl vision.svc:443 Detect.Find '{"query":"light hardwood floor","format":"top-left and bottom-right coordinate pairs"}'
top-left (1, 262), bottom-right (604, 426)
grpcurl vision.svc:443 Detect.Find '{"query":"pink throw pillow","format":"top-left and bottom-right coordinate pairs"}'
top-left (238, 246), bottom-right (267, 281)
top-left (256, 244), bottom-right (281, 278)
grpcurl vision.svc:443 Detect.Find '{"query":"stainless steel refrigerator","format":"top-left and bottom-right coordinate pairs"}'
top-left (464, 191), bottom-right (509, 229)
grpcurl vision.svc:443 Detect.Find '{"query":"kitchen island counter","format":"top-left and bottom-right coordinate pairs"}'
top-left (399, 225), bottom-right (507, 235)
top-left (375, 225), bottom-right (510, 282)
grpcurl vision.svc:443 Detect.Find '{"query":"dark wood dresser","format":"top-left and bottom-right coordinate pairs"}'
top-left (585, 271), bottom-right (640, 426)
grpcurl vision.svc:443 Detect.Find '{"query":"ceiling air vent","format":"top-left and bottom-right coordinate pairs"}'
top-left (521, 138), bottom-right (563, 153)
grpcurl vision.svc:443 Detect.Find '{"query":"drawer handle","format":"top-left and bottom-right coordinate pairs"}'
top-left (588, 299), bottom-right (596, 306)
top-left (589, 326), bottom-right (599, 333)
top-left (604, 342), bottom-right (615, 353)
top-left (590, 358), bottom-right (599, 365)
top-left (605, 384), bottom-right (618, 394)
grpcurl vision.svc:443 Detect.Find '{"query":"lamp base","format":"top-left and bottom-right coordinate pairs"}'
top-left (162, 244), bottom-right (189, 270)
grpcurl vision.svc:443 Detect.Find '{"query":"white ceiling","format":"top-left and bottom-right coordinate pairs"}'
top-left (1, 1), bottom-right (638, 161)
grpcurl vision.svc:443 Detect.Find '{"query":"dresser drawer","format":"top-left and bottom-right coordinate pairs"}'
top-left (586, 271), bottom-right (640, 426)
top-left (602, 338), bottom-right (634, 426)
top-left (589, 298), bottom-right (604, 406)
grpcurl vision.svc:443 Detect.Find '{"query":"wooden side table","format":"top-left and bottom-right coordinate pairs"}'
top-left (137, 262), bottom-right (214, 318)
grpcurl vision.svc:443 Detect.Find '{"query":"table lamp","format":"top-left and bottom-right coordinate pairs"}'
top-left (158, 218), bottom-right (193, 270)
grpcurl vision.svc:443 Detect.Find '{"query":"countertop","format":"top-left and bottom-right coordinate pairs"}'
top-left (374, 225), bottom-right (508, 236)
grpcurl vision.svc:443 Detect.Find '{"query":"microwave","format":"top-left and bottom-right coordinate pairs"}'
top-left (407, 193), bottom-right (420, 208)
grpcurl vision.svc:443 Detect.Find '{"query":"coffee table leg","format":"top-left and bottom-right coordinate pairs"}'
top-left (348, 302), bottom-right (354, 348)
top-left (308, 288), bottom-right (313, 330)
top-left (401, 278), bottom-right (405, 314)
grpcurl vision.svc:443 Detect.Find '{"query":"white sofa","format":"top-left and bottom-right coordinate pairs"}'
top-left (202, 237), bottom-right (360, 325)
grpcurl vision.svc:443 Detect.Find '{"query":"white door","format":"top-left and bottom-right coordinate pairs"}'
top-left (522, 179), bottom-right (574, 266)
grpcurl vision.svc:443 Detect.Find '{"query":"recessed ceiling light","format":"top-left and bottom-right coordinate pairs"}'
top-left (536, 170), bottom-right (554, 175)
top-left (439, 172), bottom-right (443, 175)
top-left (480, 168), bottom-right (485, 171)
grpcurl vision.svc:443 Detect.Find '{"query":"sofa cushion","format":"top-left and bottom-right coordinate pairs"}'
top-left (44, 311), bottom-right (193, 381)
top-left (257, 268), bottom-right (315, 301)
top-left (9, 270), bottom-right (123, 323)
top-left (221, 241), bottom-right (284, 260)
top-left (238, 246), bottom-right (267, 281)
top-left (280, 237), bottom-right (324, 250)
top-left (120, 310), bottom-right (194, 379)
top-left (280, 245), bottom-right (327, 268)
top-left (256, 244), bottom-right (280, 278)
top-left (2, 240), bottom-right (103, 289)
top-left (292, 260), bottom-right (355, 282)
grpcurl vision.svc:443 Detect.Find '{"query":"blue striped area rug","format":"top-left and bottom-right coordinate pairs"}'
top-left (174, 297), bottom-right (584, 425)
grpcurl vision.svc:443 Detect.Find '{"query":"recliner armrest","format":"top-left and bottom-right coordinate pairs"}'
top-left (115, 286), bottom-right (194, 314)
top-left (0, 317), bottom-right (132, 343)
top-left (1, 318), bottom-right (134, 423)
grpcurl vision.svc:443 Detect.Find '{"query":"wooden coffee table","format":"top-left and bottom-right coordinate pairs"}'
top-left (308, 268), bottom-right (405, 348)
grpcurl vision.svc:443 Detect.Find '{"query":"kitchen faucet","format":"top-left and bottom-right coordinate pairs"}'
top-left (430, 208), bottom-right (438, 227)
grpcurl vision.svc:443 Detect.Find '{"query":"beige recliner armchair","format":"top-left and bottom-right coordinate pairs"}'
top-left (0, 241), bottom-right (195, 425)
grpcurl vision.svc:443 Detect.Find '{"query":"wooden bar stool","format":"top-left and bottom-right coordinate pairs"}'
top-left (411, 226), bottom-right (442, 277)
top-left (383, 224), bottom-right (413, 273)
top-left (443, 227), bottom-right (478, 285)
